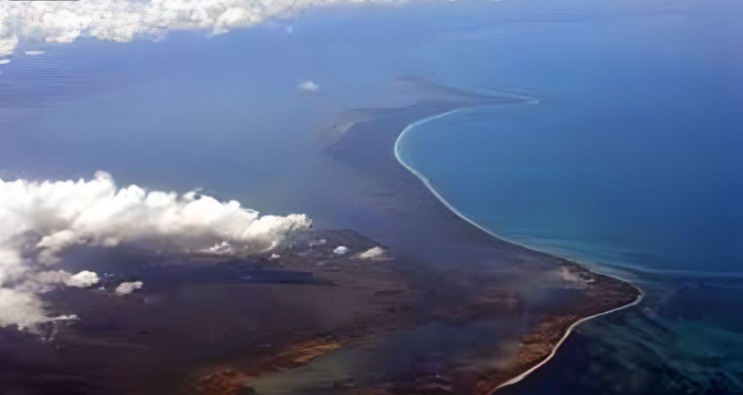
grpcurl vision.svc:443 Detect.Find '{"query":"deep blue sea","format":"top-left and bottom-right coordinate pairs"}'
top-left (1, 0), bottom-right (741, 393)
top-left (396, 0), bottom-right (743, 392)
top-left (397, 2), bottom-right (743, 274)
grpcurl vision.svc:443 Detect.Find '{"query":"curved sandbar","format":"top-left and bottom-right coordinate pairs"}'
top-left (393, 102), bottom-right (644, 393)
top-left (492, 284), bottom-right (644, 392)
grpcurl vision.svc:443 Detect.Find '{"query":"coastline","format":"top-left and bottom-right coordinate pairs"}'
top-left (188, 97), bottom-right (644, 395)
top-left (131, 96), bottom-right (645, 395)
top-left (393, 103), bottom-right (645, 392)
top-left (491, 285), bottom-right (644, 392)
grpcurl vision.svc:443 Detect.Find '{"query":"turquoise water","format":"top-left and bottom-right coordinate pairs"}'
top-left (397, 100), bottom-right (743, 273)
top-left (396, 0), bottom-right (743, 392)
top-left (2, 0), bottom-right (741, 392)
top-left (396, 6), bottom-right (743, 274)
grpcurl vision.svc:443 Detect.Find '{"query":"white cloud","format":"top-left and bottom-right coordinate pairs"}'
top-left (0, 288), bottom-right (46, 329)
top-left (0, 171), bottom-right (310, 329)
top-left (31, 270), bottom-right (74, 290)
top-left (24, 50), bottom-right (45, 56)
top-left (333, 246), bottom-right (348, 255)
top-left (309, 238), bottom-right (326, 247)
top-left (356, 246), bottom-right (387, 261)
top-left (0, 59), bottom-right (10, 65)
top-left (115, 281), bottom-right (143, 296)
top-left (298, 80), bottom-right (320, 92)
top-left (0, 0), bottom-right (403, 58)
top-left (65, 271), bottom-right (100, 288)
top-left (21, 270), bottom-right (96, 292)
top-left (559, 266), bottom-right (594, 288)
top-left (0, 36), bottom-right (18, 57)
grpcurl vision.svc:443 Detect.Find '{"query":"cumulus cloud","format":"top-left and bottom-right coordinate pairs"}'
top-left (356, 246), bottom-right (387, 261)
top-left (115, 281), bottom-right (143, 296)
top-left (21, 269), bottom-right (99, 292)
top-left (298, 80), bottom-right (320, 92)
top-left (0, 0), bottom-right (402, 58)
top-left (0, 36), bottom-right (18, 57)
top-left (0, 59), bottom-right (10, 65)
top-left (0, 289), bottom-right (45, 329)
top-left (0, 171), bottom-right (310, 329)
top-left (65, 271), bottom-right (100, 288)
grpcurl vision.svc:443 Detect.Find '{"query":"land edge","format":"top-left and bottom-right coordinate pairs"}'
top-left (490, 282), bottom-right (644, 393)
top-left (393, 102), bottom-right (645, 393)
top-left (194, 100), bottom-right (644, 394)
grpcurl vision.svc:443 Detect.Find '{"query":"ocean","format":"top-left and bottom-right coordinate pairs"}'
top-left (1, 0), bottom-right (741, 392)
top-left (396, 0), bottom-right (743, 392)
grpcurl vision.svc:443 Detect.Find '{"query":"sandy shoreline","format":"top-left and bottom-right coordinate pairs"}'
top-left (0, 94), bottom-right (642, 395)
top-left (492, 285), bottom-right (644, 392)
top-left (197, 94), bottom-right (642, 394)
top-left (196, 97), bottom-right (643, 394)
top-left (392, 102), bottom-right (645, 392)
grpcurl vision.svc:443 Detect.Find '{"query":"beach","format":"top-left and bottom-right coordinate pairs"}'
top-left (0, 0), bottom-right (739, 393)
top-left (0, 92), bottom-right (642, 395)
top-left (323, 97), bottom-right (642, 393)
top-left (240, 94), bottom-right (643, 393)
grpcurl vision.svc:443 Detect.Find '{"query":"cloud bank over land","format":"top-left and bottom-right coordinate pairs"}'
top-left (0, 172), bottom-right (310, 329)
top-left (0, 0), bottom-right (400, 58)
top-left (115, 281), bottom-right (144, 296)
top-left (357, 246), bottom-right (387, 261)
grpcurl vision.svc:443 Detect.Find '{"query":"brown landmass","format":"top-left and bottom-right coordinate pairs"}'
top-left (189, 245), bottom-right (639, 395)
top-left (187, 97), bottom-right (643, 394)
top-left (0, 96), bottom-right (642, 395)
top-left (190, 97), bottom-right (642, 394)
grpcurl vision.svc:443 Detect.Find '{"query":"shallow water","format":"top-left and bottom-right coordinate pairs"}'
top-left (397, 5), bottom-right (743, 274)
top-left (396, 0), bottom-right (743, 392)
top-left (1, 0), bottom-right (741, 393)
